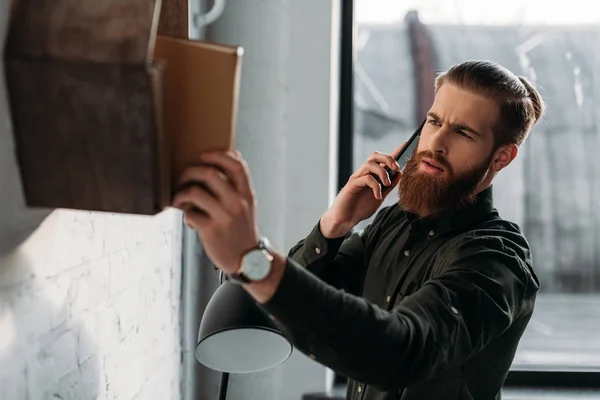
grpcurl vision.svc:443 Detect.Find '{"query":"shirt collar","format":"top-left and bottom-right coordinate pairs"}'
top-left (405, 186), bottom-right (495, 237)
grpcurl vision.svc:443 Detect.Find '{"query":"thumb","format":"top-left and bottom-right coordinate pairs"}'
top-left (382, 169), bottom-right (403, 196)
top-left (390, 169), bottom-right (403, 187)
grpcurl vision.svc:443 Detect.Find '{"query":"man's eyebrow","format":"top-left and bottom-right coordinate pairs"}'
top-left (427, 112), bottom-right (440, 121)
top-left (426, 112), bottom-right (482, 137)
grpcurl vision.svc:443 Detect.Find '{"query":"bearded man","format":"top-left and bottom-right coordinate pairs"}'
top-left (173, 60), bottom-right (544, 400)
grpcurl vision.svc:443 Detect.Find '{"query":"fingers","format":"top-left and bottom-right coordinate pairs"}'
top-left (367, 151), bottom-right (401, 172)
top-left (354, 174), bottom-right (383, 200)
top-left (183, 208), bottom-right (209, 231)
top-left (175, 151), bottom-right (256, 218)
top-left (358, 162), bottom-right (391, 187)
top-left (199, 151), bottom-right (255, 201)
top-left (346, 148), bottom-right (407, 200)
top-left (173, 184), bottom-right (226, 220)
top-left (177, 165), bottom-right (236, 203)
top-left (353, 151), bottom-right (399, 187)
top-left (390, 169), bottom-right (403, 185)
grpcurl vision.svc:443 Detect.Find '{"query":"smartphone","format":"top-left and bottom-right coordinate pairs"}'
top-left (372, 119), bottom-right (425, 189)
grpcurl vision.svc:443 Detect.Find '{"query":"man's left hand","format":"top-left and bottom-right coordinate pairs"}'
top-left (172, 151), bottom-right (261, 275)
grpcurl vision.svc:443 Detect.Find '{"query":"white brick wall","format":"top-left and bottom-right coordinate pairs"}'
top-left (0, 2), bottom-right (182, 398)
top-left (0, 209), bottom-right (182, 400)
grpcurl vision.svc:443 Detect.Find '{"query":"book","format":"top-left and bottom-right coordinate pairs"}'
top-left (4, 0), bottom-right (243, 215)
top-left (154, 35), bottom-right (242, 198)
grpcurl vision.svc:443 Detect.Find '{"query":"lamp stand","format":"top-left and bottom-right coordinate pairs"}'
top-left (218, 371), bottom-right (229, 400)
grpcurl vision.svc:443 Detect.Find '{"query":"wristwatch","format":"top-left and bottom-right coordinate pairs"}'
top-left (228, 237), bottom-right (274, 284)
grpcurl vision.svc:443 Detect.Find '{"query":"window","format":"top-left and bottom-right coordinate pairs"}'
top-left (350, 0), bottom-right (600, 375)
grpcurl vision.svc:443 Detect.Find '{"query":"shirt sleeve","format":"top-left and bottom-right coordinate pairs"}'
top-left (287, 207), bottom-right (393, 295)
top-left (260, 234), bottom-right (531, 391)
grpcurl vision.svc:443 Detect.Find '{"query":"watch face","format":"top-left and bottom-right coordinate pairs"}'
top-left (243, 249), bottom-right (272, 281)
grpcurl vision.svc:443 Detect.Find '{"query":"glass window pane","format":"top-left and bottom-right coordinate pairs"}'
top-left (354, 0), bottom-right (600, 371)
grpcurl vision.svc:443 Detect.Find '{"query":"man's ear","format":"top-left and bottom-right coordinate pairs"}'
top-left (491, 143), bottom-right (518, 172)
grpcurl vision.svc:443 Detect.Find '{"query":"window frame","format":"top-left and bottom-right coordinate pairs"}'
top-left (337, 0), bottom-right (600, 390)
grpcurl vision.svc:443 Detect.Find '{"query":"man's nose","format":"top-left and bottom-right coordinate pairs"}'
top-left (428, 126), bottom-right (450, 156)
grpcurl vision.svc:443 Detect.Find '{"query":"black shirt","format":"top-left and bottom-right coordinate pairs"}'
top-left (261, 186), bottom-right (540, 399)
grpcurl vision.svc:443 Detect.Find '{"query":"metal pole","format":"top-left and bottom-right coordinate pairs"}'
top-left (218, 372), bottom-right (230, 400)
top-left (337, 0), bottom-right (355, 192)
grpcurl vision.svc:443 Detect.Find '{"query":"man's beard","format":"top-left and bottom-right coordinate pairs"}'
top-left (397, 149), bottom-right (493, 218)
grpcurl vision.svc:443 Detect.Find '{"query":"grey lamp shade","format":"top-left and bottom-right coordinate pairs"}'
top-left (195, 279), bottom-right (293, 374)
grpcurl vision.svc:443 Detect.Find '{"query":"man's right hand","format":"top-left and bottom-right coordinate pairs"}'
top-left (320, 143), bottom-right (406, 238)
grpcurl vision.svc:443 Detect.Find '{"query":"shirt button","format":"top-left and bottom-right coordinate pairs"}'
top-left (404, 249), bottom-right (411, 256)
top-left (429, 230), bottom-right (435, 236)
top-left (315, 247), bottom-right (321, 254)
top-left (357, 385), bottom-right (363, 393)
top-left (450, 306), bottom-right (459, 315)
top-left (386, 295), bottom-right (391, 303)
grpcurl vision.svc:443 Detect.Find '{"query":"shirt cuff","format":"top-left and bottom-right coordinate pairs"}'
top-left (297, 221), bottom-right (349, 265)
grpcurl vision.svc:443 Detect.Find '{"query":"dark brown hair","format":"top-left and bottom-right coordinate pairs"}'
top-left (435, 60), bottom-right (544, 146)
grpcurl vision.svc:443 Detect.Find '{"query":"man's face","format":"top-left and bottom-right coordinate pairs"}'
top-left (398, 83), bottom-right (509, 217)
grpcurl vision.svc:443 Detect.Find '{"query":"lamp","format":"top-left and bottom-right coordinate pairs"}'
top-left (196, 273), bottom-right (293, 398)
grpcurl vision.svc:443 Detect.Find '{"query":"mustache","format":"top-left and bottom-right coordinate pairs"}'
top-left (412, 150), bottom-right (452, 173)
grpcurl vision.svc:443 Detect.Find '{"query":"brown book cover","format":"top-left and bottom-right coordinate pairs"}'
top-left (153, 36), bottom-right (243, 200)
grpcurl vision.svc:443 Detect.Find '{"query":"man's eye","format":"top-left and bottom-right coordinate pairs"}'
top-left (428, 119), bottom-right (440, 126)
top-left (457, 130), bottom-right (473, 140)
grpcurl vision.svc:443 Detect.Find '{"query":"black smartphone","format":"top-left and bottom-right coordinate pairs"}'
top-left (373, 119), bottom-right (425, 189)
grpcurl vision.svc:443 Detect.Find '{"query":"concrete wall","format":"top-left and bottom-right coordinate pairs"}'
top-left (0, 1), bottom-right (183, 399)
top-left (1, 0), bottom-right (343, 398)
top-left (200, 0), bottom-right (341, 399)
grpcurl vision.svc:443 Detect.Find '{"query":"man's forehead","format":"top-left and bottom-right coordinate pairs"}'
top-left (431, 84), bottom-right (499, 135)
